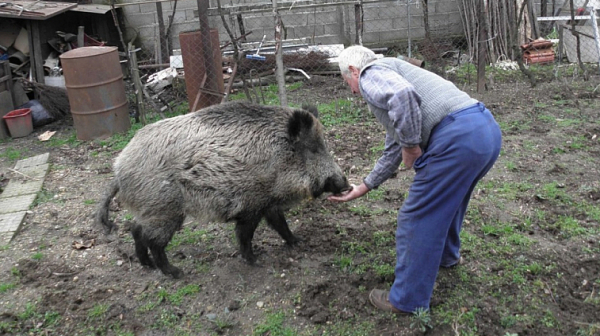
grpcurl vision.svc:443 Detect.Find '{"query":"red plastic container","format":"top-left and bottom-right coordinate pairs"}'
top-left (2, 108), bottom-right (33, 138)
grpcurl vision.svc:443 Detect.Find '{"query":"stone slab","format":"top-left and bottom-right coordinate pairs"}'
top-left (12, 163), bottom-right (50, 180)
top-left (0, 194), bottom-right (37, 214)
top-left (1, 179), bottom-right (44, 198)
top-left (14, 153), bottom-right (49, 170)
top-left (0, 211), bottom-right (26, 233)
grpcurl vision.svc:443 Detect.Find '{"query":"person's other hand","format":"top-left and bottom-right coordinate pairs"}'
top-left (402, 146), bottom-right (422, 169)
top-left (327, 183), bottom-right (369, 202)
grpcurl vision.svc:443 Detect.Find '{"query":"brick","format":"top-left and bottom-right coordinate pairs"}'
top-left (323, 23), bottom-right (342, 36)
top-left (0, 211), bottom-right (26, 233)
top-left (306, 10), bottom-right (337, 25)
top-left (0, 195), bottom-right (37, 214)
top-left (1, 179), bottom-right (44, 198)
top-left (139, 3), bottom-right (157, 13)
top-left (433, 0), bottom-right (460, 14)
top-left (282, 12), bottom-right (307, 26)
top-left (14, 153), bottom-right (48, 170)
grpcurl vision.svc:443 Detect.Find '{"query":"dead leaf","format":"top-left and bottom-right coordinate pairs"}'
top-left (38, 131), bottom-right (57, 142)
top-left (72, 239), bottom-right (95, 250)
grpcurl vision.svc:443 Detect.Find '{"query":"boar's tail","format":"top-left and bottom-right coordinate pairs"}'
top-left (96, 180), bottom-right (119, 234)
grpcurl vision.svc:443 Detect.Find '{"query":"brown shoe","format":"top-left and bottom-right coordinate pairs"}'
top-left (440, 256), bottom-right (464, 268)
top-left (369, 289), bottom-right (411, 315)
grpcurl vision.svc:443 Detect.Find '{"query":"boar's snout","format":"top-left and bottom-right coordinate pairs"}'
top-left (323, 175), bottom-right (350, 195)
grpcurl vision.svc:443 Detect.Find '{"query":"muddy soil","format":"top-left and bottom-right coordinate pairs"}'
top-left (0, 74), bottom-right (599, 336)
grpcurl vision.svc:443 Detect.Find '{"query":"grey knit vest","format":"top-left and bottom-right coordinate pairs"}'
top-left (359, 58), bottom-right (478, 148)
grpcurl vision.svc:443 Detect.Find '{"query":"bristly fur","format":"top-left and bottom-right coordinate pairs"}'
top-left (95, 101), bottom-right (348, 278)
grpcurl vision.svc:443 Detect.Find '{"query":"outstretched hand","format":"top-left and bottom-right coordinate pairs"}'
top-left (327, 183), bottom-right (370, 203)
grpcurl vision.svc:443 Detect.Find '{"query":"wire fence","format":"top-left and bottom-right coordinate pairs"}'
top-left (112, 0), bottom-right (600, 118)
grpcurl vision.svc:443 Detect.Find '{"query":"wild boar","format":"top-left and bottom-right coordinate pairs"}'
top-left (96, 101), bottom-right (349, 278)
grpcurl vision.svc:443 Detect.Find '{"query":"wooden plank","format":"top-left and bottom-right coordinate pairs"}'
top-left (28, 20), bottom-right (44, 84)
top-left (0, 0), bottom-right (76, 20)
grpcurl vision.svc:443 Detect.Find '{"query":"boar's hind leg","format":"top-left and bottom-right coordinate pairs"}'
top-left (235, 215), bottom-right (262, 264)
top-left (131, 223), bottom-right (154, 268)
top-left (264, 207), bottom-right (299, 245)
top-left (150, 245), bottom-right (183, 279)
top-left (144, 216), bottom-right (185, 279)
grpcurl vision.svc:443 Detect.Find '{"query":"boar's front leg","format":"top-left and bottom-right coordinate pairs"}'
top-left (264, 207), bottom-right (299, 245)
top-left (235, 214), bottom-right (262, 264)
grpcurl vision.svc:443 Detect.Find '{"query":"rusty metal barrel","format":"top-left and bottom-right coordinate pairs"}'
top-left (179, 29), bottom-right (224, 112)
top-left (60, 46), bottom-right (130, 140)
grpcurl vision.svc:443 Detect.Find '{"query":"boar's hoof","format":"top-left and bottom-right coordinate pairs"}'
top-left (163, 266), bottom-right (184, 279)
top-left (138, 258), bottom-right (156, 269)
top-left (285, 235), bottom-right (302, 246)
top-left (242, 252), bottom-right (258, 265)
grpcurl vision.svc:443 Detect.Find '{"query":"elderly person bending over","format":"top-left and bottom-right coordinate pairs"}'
top-left (328, 45), bottom-right (502, 314)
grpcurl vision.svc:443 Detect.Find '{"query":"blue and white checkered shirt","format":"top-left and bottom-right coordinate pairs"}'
top-left (360, 65), bottom-right (422, 189)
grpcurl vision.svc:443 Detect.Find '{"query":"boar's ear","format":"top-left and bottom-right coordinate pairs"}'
top-left (301, 104), bottom-right (319, 119)
top-left (288, 110), bottom-right (314, 141)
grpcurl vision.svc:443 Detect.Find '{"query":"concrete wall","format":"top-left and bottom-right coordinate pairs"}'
top-left (118, 0), bottom-right (465, 57)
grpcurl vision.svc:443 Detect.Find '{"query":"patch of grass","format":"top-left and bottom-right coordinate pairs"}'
top-left (317, 98), bottom-right (365, 127)
top-left (44, 132), bottom-right (80, 148)
top-left (0, 301), bottom-right (63, 334)
top-left (167, 227), bottom-right (212, 251)
top-left (557, 118), bottom-right (583, 127)
top-left (373, 263), bottom-right (395, 277)
top-left (373, 230), bottom-right (394, 247)
top-left (98, 123), bottom-right (142, 152)
top-left (369, 141), bottom-right (385, 159)
top-left (410, 307), bottom-right (432, 332)
top-left (31, 252), bottom-right (43, 260)
top-left (83, 199), bottom-right (96, 205)
top-left (505, 161), bottom-right (517, 171)
top-left (481, 181), bottom-right (534, 201)
top-left (168, 284), bottom-right (200, 305)
top-left (553, 215), bottom-right (588, 238)
top-left (537, 114), bottom-right (556, 123)
top-left (0, 282), bottom-right (16, 293)
top-left (315, 319), bottom-right (376, 335)
top-left (537, 182), bottom-right (571, 203)
top-left (367, 187), bottom-right (386, 201)
top-left (88, 303), bottom-right (109, 320)
top-left (348, 204), bottom-right (386, 217)
top-left (18, 302), bottom-right (38, 320)
top-left (138, 284), bottom-right (201, 313)
top-left (541, 309), bottom-right (559, 328)
top-left (252, 311), bottom-right (296, 336)
top-left (151, 308), bottom-right (180, 330)
top-left (577, 324), bottom-right (600, 336)
top-left (567, 135), bottom-right (588, 150)
top-left (1, 147), bottom-right (26, 161)
top-left (32, 188), bottom-right (58, 207)
top-left (481, 221), bottom-right (514, 237)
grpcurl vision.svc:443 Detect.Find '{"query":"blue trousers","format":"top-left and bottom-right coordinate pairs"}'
top-left (389, 103), bottom-right (502, 312)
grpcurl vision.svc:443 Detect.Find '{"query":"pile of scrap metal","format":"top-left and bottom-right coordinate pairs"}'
top-left (0, 19), bottom-right (105, 83)
top-left (0, 20), bottom-right (30, 78)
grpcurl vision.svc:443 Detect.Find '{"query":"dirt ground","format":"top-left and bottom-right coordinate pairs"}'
top-left (0, 72), bottom-right (599, 336)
